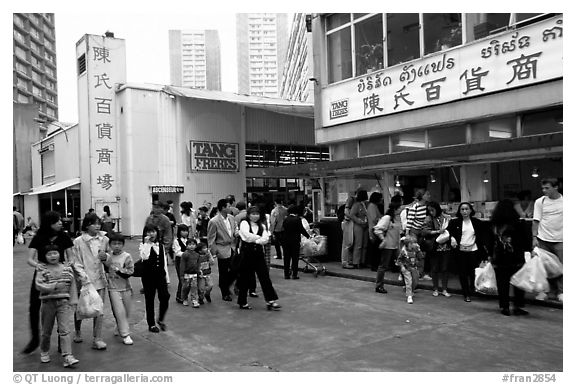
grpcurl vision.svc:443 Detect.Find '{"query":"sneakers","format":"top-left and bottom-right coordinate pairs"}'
top-left (192, 300), bottom-right (200, 308)
top-left (441, 290), bottom-right (451, 297)
top-left (535, 292), bottom-right (548, 301)
top-left (40, 351), bottom-right (51, 363)
top-left (62, 354), bottom-right (79, 368)
top-left (182, 300), bottom-right (189, 306)
top-left (122, 336), bottom-right (134, 345)
top-left (375, 287), bottom-right (388, 294)
top-left (432, 290), bottom-right (439, 297)
top-left (91, 339), bottom-right (107, 350)
top-left (407, 296), bottom-right (414, 304)
top-left (421, 274), bottom-right (432, 281)
top-left (73, 331), bottom-right (83, 343)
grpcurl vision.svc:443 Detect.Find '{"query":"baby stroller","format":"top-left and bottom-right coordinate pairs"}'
top-left (299, 229), bottom-right (328, 278)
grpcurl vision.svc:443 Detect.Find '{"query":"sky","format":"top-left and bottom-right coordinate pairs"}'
top-left (54, 12), bottom-right (252, 123)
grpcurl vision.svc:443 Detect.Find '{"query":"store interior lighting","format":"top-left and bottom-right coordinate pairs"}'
top-left (395, 174), bottom-right (401, 187)
top-left (430, 169), bottom-right (436, 183)
top-left (531, 167), bottom-right (539, 178)
top-left (483, 171), bottom-right (489, 183)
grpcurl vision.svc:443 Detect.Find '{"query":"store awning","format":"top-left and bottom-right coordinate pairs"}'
top-left (261, 133), bottom-right (563, 178)
top-left (26, 178), bottom-right (81, 196)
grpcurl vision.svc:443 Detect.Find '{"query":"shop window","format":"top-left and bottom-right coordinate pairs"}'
top-left (387, 13), bottom-right (420, 67)
top-left (466, 13), bottom-right (510, 41)
top-left (428, 125), bottom-right (466, 148)
top-left (471, 117), bottom-right (516, 143)
top-left (391, 131), bottom-right (426, 152)
top-left (522, 108), bottom-right (563, 136)
top-left (359, 136), bottom-right (389, 157)
top-left (326, 13), bottom-right (350, 30)
top-left (327, 26), bottom-right (352, 83)
top-left (330, 141), bottom-right (357, 160)
top-left (355, 14), bottom-right (384, 76)
top-left (423, 13), bottom-right (462, 55)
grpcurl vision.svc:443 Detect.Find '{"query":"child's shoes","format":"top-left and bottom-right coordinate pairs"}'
top-left (63, 354), bottom-right (79, 368)
top-left (40, 351), bottom-right (51, 363)
top-left (407, 296), bottom-right (414, 304)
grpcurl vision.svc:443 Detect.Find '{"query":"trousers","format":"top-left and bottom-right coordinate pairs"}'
top-left (141, 276), bottom-right (170, 327)
top-left (108, 290), bottom-right (132, 337)
top-left (40, 298), bottom-right (73, 355)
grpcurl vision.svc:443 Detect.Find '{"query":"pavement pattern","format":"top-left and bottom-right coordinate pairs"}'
top-left (12, 239), bottom-right (563, 372)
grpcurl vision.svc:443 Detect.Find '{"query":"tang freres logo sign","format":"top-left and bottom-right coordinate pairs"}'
top-left (191, 141), bottom-right (239, 172)
top-left (329, 98), bottom-right (349, 119)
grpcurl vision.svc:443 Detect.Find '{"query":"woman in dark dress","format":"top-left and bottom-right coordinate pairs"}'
top-left (23, 211), bottom-right (75, 354)
top-left (490, 199), bottom-right (532, 316)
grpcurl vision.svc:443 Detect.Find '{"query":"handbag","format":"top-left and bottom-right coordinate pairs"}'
top-left (436, 230), bottom-right (450, 244)
top-left (132, 259), bottom-right (144, 277)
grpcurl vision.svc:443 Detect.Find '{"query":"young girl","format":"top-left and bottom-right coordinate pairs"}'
top-left (72, 212), bottom-right (110, 349)
top-left (396, 235), bottom-right (422, 304)
top-left (103, 232), bottom-right (134, 345)
top-left (172, 224), bottom-right (189, 304)
top-left (196, 242), bottom-right (215, 304)
top-left (35, 244), bottom-right (83, 367)
top-left (139, 225), bottom-right (170, 332)
top-left (180, 239), bottom-right (200, 308)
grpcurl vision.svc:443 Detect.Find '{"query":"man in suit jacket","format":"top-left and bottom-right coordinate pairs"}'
top-left (207, 198), bottom-right (238, 301)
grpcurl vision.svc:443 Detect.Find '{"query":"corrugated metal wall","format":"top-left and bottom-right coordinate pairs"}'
top-left (245, 107), bottom-right (314, 145)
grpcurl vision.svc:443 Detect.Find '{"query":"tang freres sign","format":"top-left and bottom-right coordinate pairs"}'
top-left (191, 141), bottom-right (239, 172)
top-left (322, 16), bottom-right (563, 128)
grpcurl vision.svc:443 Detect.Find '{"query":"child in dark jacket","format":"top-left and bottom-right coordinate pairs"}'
top-left (179, 239), bottom-right (200, 307)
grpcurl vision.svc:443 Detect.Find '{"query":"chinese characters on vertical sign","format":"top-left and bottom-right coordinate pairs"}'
top-left (324, 16), bottom-right (563, 126)
top-left (86, 38), bottom-right (125, 199)
top-left (93, 46), bottom-right (114, 191)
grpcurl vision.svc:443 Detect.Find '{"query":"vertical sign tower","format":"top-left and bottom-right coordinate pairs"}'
top-left (76, 33), bottom-right (126, 219)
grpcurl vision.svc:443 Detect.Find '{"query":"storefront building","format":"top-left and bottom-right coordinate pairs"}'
top-left (22, 33), bottom-right (326, 237)
top-left (268, 13), bottom-right (562, 220)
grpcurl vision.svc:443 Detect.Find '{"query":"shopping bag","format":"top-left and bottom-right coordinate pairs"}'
top-left (16, 232), bottom-right (25, 245)
top-left (510, 255), bottom-right (549, 293)
top-left (301, 237), bottom-right (319, 257)
top-left (76, 283), bottom-right (104, 319)
top-left (436, 230), bottom-right (450, 244)
top-left (474, 261), bottom-right (498, 295)
top-left (315, 235), bottom-right (327, 256)
top-left (533, 247), bottom-right (562, 278)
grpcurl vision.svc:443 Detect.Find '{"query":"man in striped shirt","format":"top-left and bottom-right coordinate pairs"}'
top-left (405, 188), bottom-right (431, 279)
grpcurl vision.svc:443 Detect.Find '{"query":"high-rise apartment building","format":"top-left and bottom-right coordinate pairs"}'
top-left (279, 13), bottom-right (314, 103)
top-left (236, 13), bottom-right (288, 97)
top-left (13, 13), bottom-right (58, 124)
top-left (169, 29), bottom-right (221, 90)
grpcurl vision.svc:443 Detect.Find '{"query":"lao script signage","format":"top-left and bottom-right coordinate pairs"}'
top-left (322, 16), bottom-right (563, 128)
top-left (191, 141), bottom-right (239, 172)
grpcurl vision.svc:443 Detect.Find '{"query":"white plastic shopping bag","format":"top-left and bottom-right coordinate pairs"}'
top-left (76, 283), bottom-right (104, 319)
top-left (474, 261), bottom-right (498, 295)
top-left (533, 247), bottom-right (562, 279)
top-left (510, 255), bottom-right (549, 293)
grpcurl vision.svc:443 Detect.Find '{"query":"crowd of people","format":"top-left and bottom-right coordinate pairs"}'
top-left (342, 177), bottom-right (563, 310)
top-left (17, 194), bottom-right (316, 368)
top-left (15, 177), bottom-right (562, 368)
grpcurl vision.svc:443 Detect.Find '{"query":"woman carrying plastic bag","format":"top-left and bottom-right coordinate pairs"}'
top-left (490, 200), bottom-right (533, 316)
top-left (474, 261), bottom-right (498, 295)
